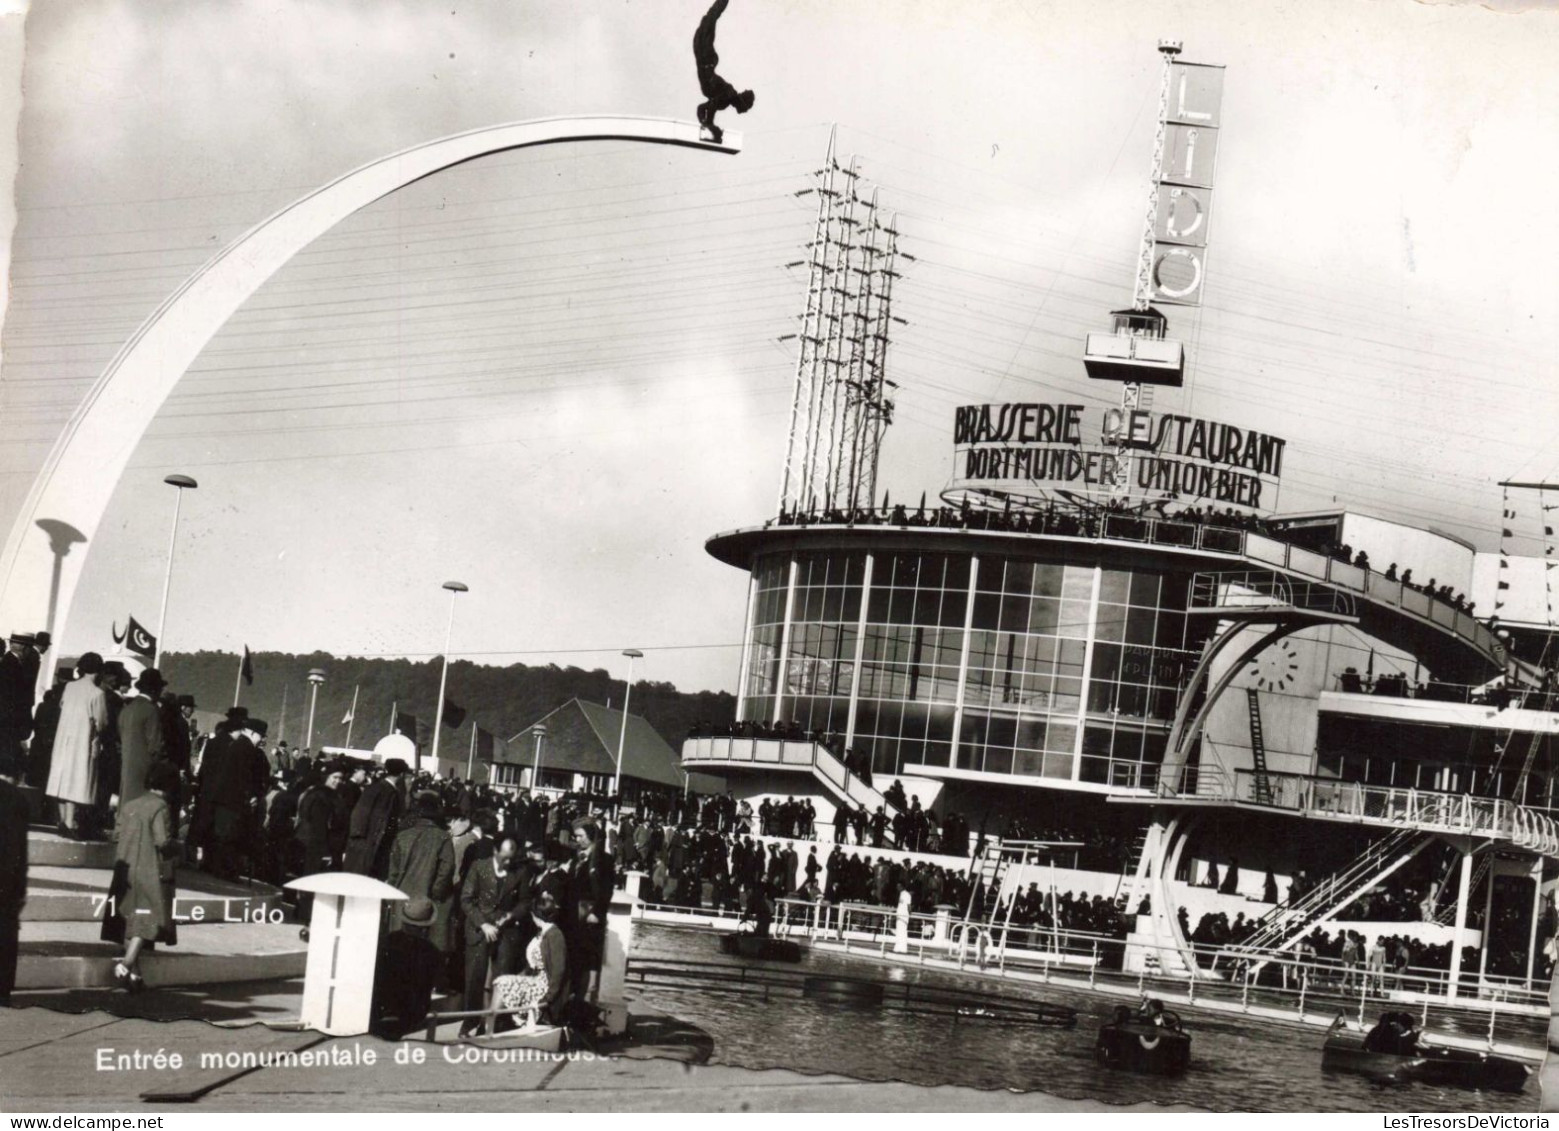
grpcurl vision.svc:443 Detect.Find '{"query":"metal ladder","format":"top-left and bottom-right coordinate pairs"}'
top-left (1245, 688), bottom-right (1273, 805)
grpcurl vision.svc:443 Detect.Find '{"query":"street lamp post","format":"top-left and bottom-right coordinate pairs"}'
top-left (154, 474), bottom-right (197, 668)
top-left (305, 668), bottom-right (326, 751)
top-left (530, 724), bottom-right (547, 792)
top-left (430, 580), bottom-right (468, 773)
top-left (612, 648), bottom-right (643, 808)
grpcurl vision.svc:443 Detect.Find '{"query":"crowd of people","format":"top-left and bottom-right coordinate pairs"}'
top-left (998, 884), bottom-right (1131, 942)
top-left (254, 760), bottom-right (627, 1037)
top-left (1337, 666), bottom-right (1559, 711)
top-left (0, 641), bottom-right (646, 1035)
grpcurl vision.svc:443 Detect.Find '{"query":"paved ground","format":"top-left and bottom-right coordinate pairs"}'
top-left (0, 1002), bottom-right (1191, 1112)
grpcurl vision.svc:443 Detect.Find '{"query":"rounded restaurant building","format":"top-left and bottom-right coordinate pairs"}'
top-left (683, 427), bottom-right (1558, 990)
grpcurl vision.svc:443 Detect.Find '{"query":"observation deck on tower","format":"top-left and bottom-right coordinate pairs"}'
top-left (1083, 307), bottom-right (1185, 386)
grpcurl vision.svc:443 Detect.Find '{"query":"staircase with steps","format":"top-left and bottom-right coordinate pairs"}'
top-left (1213, 826), bottom-right (1432, 973)
top-left (682, 734), bottom-right (907, 841)
top-left (18, 825), bottom-right (307, 992)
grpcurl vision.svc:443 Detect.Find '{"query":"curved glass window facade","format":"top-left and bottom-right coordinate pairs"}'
top-left (741, 548), bottom-right (1201, 788)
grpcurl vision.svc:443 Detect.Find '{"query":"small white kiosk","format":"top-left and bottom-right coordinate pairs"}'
top-left (285, 872), bottom-right (408, 1036)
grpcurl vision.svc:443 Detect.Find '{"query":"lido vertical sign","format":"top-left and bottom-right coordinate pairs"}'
top-left (951, 403), bottom-right (1284, 511)
top-left (1151, 60), bottom-right (1224, 306)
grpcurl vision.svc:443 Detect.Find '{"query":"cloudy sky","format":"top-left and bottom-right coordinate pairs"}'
top-left (0, 0), bottom-right (1555, 695)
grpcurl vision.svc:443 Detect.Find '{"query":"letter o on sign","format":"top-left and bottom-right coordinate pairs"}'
top-left (1153, 247), bottom-right (1203, 302)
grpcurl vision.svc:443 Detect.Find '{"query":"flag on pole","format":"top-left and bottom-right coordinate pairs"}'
top-left (240, 646), bottom-right (254, 685)
top-left (475, 727), bottom-right (496, 762)
top-left (342, 705), bottom-right (354, 725)
top-left (111, 616), bottom-right (156, 659)
top-left (442, 700), bottom-right (467, 729)
top-left (394, 711), bottom-right (419, 742)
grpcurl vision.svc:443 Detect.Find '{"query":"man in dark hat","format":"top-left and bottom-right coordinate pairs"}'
top-left (0, 634), bottom-right (37, 780)
top-left (344, 757), bottom-right (409, 879)
top-left (19, 633), bottom-right (44, 706)
top-left (380, 896), bottom-right (441, 1034)
top-left (191, 714), bottom-right (269, 879)
top-left (118, 667), bottom-right (167, 808)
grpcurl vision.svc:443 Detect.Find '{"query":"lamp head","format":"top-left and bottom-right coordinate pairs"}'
top-left (164, 474), bottom-right (197, 490)
top-left (442, 581), bottom-right (469, 593)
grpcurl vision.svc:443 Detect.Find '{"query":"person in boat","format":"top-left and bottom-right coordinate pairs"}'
top-left (1362, 1010), bottom-right (1421, 1055)
top-left (1136, 998), bottom-right (1167, 1027)
top-left (744, 878), bottom-right (774, 938)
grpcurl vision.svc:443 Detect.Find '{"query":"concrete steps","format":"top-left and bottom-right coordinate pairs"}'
top-left (20, 825), bottom-right (304, 991)
top-left (22, 863), bottom-right (289, 924)
top-left (27, 829), bottom-right (117, 870)
top-left (17, 919), bottom-right (308, 990)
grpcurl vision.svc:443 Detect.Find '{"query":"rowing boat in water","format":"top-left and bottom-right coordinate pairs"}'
top-left (1094, 1004), bottom-right (1192, 1076)
top-left (1321, 1029), bottom-right (1530, 1093)
top-left (719, 933), bottom-right (804, 962)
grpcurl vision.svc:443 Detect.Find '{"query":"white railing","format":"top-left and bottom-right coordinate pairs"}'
top-left (682, 735), bottom-right (905, 831)
top-left (634, 896), bottom-right (1551, 1036)
top-left (1156, 765), bottom-right (1559, 854)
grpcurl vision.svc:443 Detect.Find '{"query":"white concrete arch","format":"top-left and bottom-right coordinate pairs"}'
top-left (0, 117), bottom-right (738, 644)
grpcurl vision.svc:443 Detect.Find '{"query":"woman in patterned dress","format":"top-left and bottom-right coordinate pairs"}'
top-left (490, 892), bottom-right (568, 1027)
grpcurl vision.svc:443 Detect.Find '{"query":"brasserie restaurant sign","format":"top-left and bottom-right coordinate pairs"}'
top-left (951, 403), bottom-right (1285, 510)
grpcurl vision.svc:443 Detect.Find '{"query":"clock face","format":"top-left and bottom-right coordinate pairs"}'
top-left (1248, 640), bottom-right (1301, 692)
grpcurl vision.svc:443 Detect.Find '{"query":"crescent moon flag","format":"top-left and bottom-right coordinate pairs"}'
top-left (111, 615), bottom-right (157, 659)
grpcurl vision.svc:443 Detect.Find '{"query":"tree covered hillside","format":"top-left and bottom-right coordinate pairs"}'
top-left (158, 650), bottom-right (736, 758)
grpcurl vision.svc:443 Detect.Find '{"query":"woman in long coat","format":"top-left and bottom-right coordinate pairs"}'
top-left (113, 760), bottom-right (181, 990)
top-left (44, 654), bottom-right (109, 835)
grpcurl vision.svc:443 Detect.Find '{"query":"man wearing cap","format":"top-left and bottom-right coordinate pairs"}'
top-left (0, 634), bottom-right (36, 781)
top-left (191, 715), bottom-right (270, 879)
top-left (118, 668), bottom-right (168, 808)
top-left (46, 653), bottom-right (110, 837)
top-left (344, 758), bottom-right (409, 879)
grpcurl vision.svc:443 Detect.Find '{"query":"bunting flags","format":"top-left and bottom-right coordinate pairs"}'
top-left (111, 616), bottom-right (156, 659)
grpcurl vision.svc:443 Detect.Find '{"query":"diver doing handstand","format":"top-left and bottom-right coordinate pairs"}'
top-left (693, 0), bottom-right (755, 143)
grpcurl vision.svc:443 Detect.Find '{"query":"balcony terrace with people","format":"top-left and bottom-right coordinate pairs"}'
top-left (707, 500), bottom-right (1506, 681)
